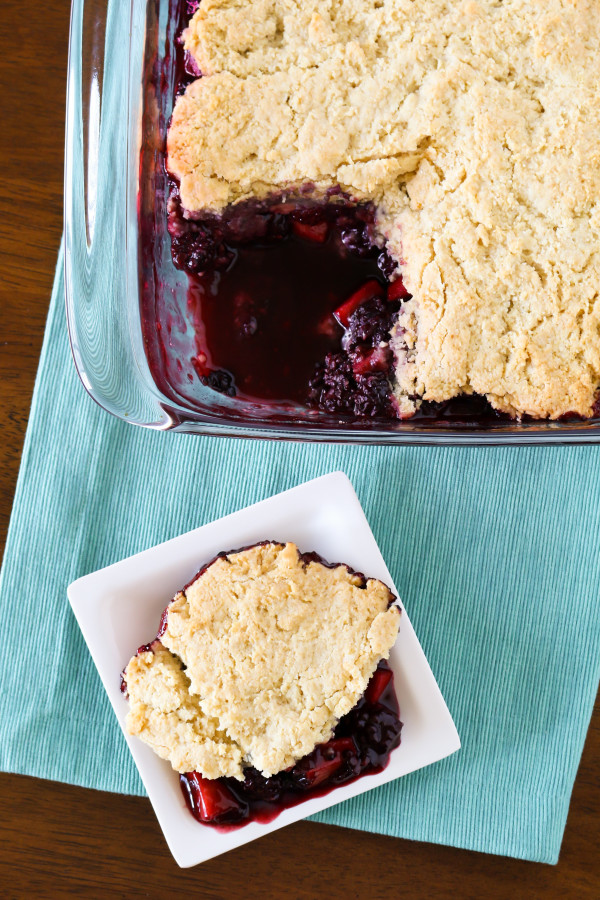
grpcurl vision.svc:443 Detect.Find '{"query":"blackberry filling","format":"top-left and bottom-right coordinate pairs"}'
top-left (168, 187), bottom-right (404, 416)
top-left (180, 660), bottom-right (402, 829)
top-left (307, 286), bottom-right (401, 419)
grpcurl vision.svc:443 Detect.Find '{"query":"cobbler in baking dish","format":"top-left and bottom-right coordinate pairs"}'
top-left (161, 0), bottom-right (600, 421)
top-left (122, 542), bottom-right (401, 826)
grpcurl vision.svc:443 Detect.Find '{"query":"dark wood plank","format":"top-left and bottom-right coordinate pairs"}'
top-left (0, 0), bottom-right (68, 550)
top-left (0, 1), bottom-right (597, 896)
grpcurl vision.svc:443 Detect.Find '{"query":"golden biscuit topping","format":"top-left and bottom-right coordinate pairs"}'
top-left (125, 542), bottom-right (399, 779)
top-left (167, 0), bottom-right (600, 419)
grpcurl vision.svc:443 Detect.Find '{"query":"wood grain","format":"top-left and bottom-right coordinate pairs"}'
top-left (0, 2), bottom-right (597, 896)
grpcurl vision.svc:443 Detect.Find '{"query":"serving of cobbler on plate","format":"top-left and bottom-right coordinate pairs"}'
top-left (122, 542), bottom-right (401, 827)
top-left (145, 0), bottom-right (599, 423)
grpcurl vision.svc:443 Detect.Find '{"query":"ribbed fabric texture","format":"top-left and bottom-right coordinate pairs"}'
top-left (1, 246), bottom-right (599, 863)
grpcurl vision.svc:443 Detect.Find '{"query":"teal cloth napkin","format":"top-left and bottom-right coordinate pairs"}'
top-left (1, 246), bottom-right (599, 864)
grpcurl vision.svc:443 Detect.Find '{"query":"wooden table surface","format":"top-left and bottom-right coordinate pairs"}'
top-left (0, 2), bottom-right (598, 896)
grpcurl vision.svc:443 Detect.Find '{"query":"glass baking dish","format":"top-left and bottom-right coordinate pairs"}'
top-left (64, 0), bottom-right (600, 444)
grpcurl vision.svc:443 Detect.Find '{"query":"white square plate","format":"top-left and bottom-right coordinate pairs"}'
top-left (68, 472), bottom-right (460, 867)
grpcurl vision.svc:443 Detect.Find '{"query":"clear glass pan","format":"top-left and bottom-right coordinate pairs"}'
top-left (64, 0), bottom-right (600, 444)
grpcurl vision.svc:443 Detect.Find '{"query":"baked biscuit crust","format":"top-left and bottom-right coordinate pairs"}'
top-left (166, 0), bottom-right (600, 421)
top-left (125, 542), bottom-right (400, 779)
